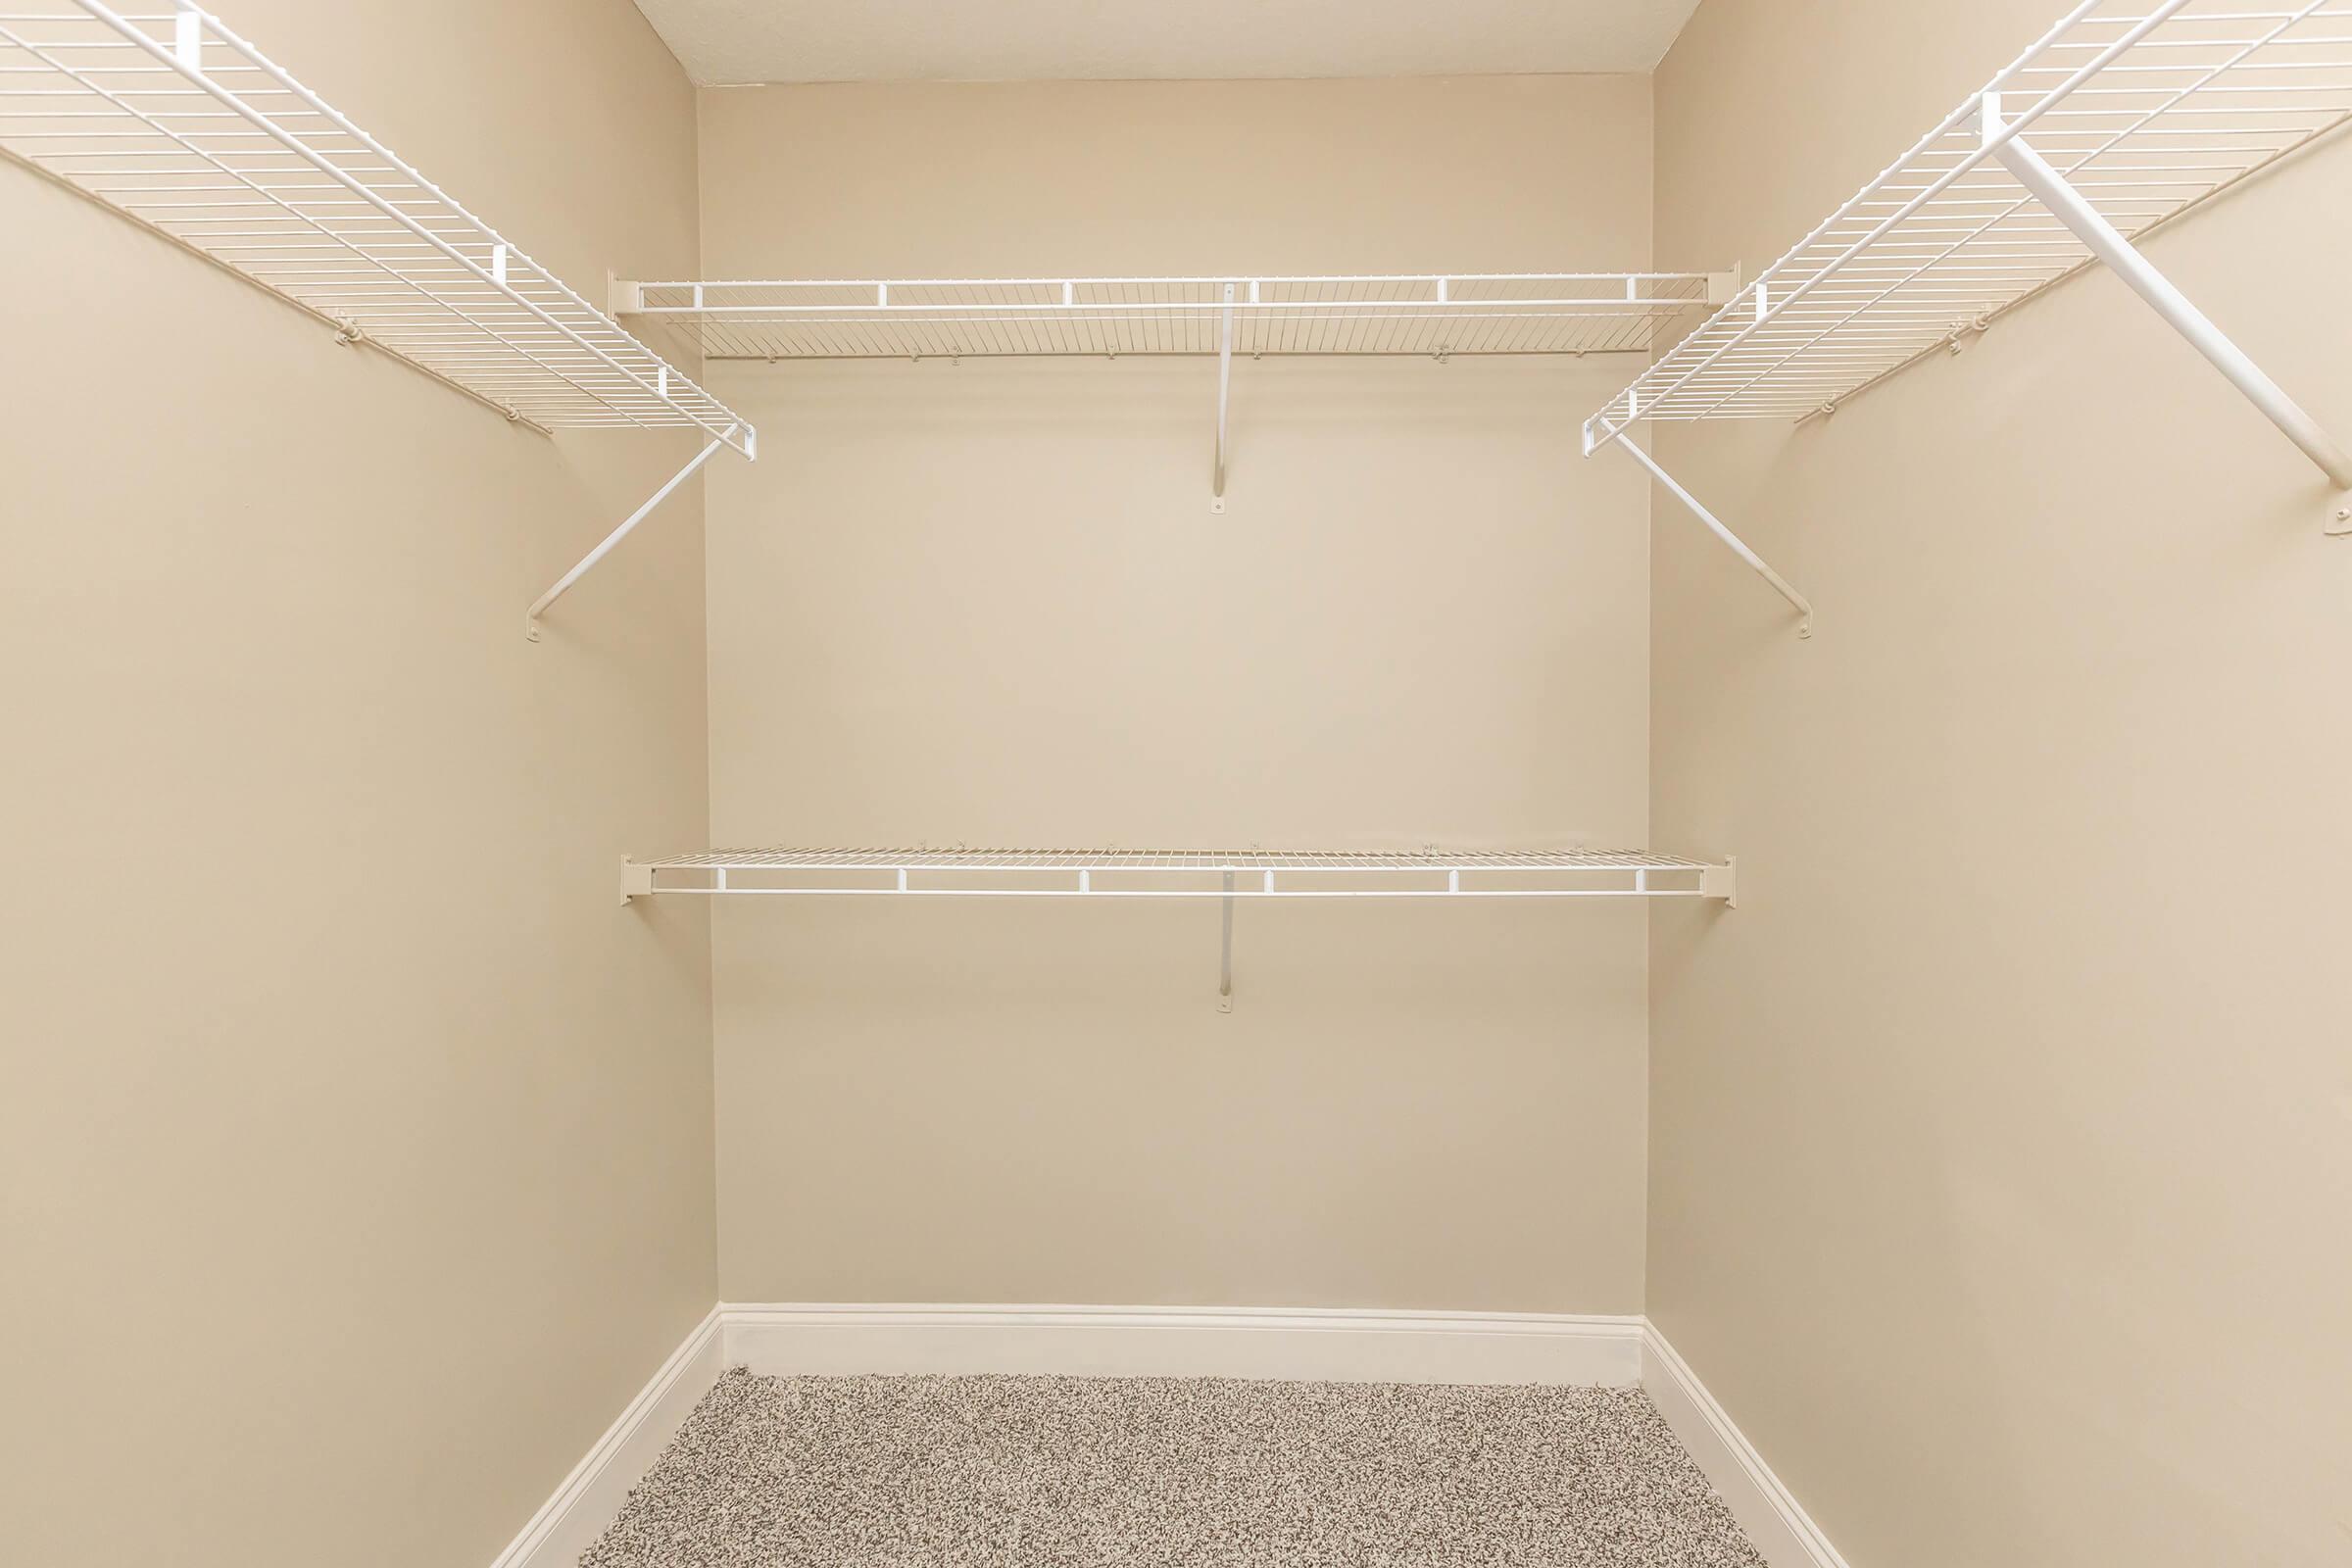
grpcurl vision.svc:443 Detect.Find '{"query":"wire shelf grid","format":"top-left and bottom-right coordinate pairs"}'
top-left (0, 2), bottom-right (749, 448)
top-left (624, 274), bottom-right (1729, 360)
top-left (1586, 0), bottom-right (2352, 442)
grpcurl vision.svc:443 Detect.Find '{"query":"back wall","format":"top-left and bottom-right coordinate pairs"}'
top-left (692, 74), bottom-right (1672, 1310)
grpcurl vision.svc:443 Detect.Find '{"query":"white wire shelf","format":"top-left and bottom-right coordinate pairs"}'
top-left (1585, 0), bottom-right (2352, 440)
top-left (0, 2), bottom-right (749, 450)
top-left (615, 273), bottom-right (1734, 360)
top-left (622, 847), bottom-right (1738, 901)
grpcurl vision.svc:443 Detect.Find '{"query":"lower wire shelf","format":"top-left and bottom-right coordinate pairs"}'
top-left (624, 848), bottom-right (1737, 1011)
top-left (620, 847), bottom-right (1737, 903)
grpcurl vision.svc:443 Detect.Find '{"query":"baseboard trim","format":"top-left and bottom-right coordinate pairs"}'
top-left (486, 1305), bottom-right (724, 1568)
top-left (1642, 1324), bottom-right (1850, 1568)
top-left (720, 1301), bottom-right (1646, 1386)
top-left (492, 1304), bottom-right (1845, 1568)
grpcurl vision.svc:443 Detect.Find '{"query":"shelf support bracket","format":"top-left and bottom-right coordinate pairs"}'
top-left (619, 858), bottom-right (654, 905)
top-left (527, 424), bottom-right (739, 638)
top-left (1603, 431), bottom-right (1814, 638)
top-left (1218, 869), bottom-right (1236, 1012)
top-left (1211, 281), bottom-right (1235, 514)
top-left (1982, 92), bottom-right (2352, 519)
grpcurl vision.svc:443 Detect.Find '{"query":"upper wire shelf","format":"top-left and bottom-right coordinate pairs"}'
top-left (1585, 0), bottom-right (2352, 444)
top-left (616, 273), bottom-right (1735, 360)
top-left (623, 846), bottom-right (1736, 901)
top-left (0, 2), bottom-right (749, 450)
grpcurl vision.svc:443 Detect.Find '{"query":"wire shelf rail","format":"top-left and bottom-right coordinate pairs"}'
top-left (0, 1), bottom-right (749, 449)
top-left (1586, 0), bottom-right (2352, 442)
top-left (617, 273), bottom-right (1734, 360)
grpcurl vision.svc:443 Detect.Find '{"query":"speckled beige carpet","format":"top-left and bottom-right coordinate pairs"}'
top-left (580, 1367), bottom-right (1767, 1567)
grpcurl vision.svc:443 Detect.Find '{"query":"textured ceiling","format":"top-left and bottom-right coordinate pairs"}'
top-left (631, 0), bottom-right (1705, 86)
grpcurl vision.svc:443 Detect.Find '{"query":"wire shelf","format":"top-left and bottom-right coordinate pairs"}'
top-left (1586, 0), bottom-right (2352, 442)
top-left (619, 274), bottom-right (1733, 360)
top-left (624, 847), bottom-right (1736, 900)
top-left (0, 2), bottom-right (749, 448)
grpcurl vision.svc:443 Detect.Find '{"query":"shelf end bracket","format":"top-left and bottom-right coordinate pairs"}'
top-left (619, 858), bottom-right (655, 906)
top-left (1601, 430), bottom-right (1814, 638)
top-left (527, 423), bottom-right (742, 639)
top-left (1699, 857), bottom-right (1739, 909)
top-left (1983, 92), bottom-right (2352, 527)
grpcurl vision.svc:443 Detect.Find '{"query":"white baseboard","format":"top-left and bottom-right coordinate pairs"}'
top-left (487, 1306), bottom-right (724, 1568)
top-left (1642, 1324), bottom-right (1850, 1568)
top-left (492, 1304), bottom-right (1844, 1568)
top-left (720, 1302), bottom-right (1645, 1387)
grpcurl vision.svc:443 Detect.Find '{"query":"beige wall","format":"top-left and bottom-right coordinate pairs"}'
top-left (0, 4), bottom-right (717, 1565)
top-left (1648, 4), bottom-right (2352, 1565)
top-left (697, 76), bottom-right (1662, 1310)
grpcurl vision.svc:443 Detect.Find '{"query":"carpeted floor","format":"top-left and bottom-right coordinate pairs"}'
top-left (580, 1367), bottom-right (1768, 1567)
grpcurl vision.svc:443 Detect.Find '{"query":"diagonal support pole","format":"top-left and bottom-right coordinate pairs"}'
top-left (527, 423), bottom-right (739, 637)
top-left (1606, 432), bottom-right (1814, 638)
top-left (1211, 281), bottom-right (1235, 514)
top-left (1984, 92), bottom-right (2352, 507)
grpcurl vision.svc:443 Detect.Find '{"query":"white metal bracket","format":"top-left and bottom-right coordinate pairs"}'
top-left (619, 858), bottom-right (654, 905)
top-left (1982, 92), bottom-right (2352, 532)
top-left (526, 423), bottom-right (741, 639)
top-left (1602, 432), bottom-right (1814, 638)
top-left (1698, 856), bottom-right (1738, 909)
top-left (1211, 281), bottom-right (1235, 514)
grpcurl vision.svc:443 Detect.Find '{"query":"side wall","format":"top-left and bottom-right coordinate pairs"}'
top-left (0, 5), bottom-right (718, 1565)
top-left (1647, 4), bottom-right (2352, 1565)
top-left (695, 76), bottom-right (1663, 1312)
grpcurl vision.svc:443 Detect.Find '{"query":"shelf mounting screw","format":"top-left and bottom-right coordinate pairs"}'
top-left (2328, 502), bottom-right (2352, 537)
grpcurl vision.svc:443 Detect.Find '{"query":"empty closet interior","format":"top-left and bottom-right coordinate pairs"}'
top-left (6, 3), bottom-right (2348, 1567)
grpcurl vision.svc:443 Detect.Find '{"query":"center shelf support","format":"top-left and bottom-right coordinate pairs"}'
top-left (1980, 92), bottom-right (2352, 523)
top-left (1212, 281), bottom-right (1235, 514)
top-left (527, 423), bottom-right (745, 638)
top-left (1218, 869), bottom-right (1236, 1012)
top-left (1599, 430), bottom-right (1814, 638)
